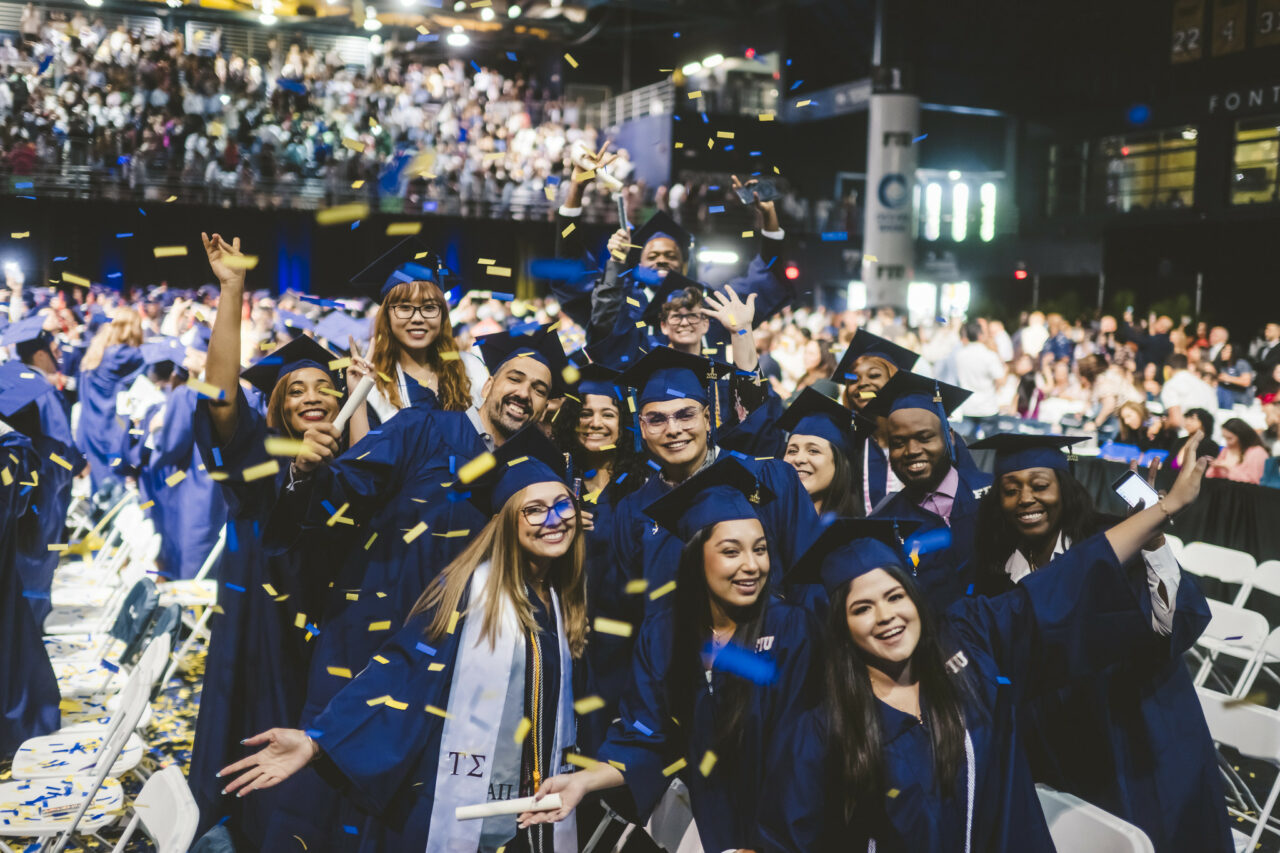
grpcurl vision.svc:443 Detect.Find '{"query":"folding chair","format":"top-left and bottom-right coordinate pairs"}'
top-left (1180, 542), bottom-right (1258, 606)
top-left (106, 765), bottom-right (198, 853)
top-left (49, 579), bottom-right (160, 699)
top-left (1190, 601), bottom-right (1269, 696)
top-left (1035, 784), bottom-right (1154, 852)
top-left (159, 528), bottom-right (226, 685)
top-left (1197, 687), bottom-right (1280, 851)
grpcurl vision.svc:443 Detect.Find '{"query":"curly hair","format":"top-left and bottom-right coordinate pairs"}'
top-left (550, 389), bottom-right (648, 503)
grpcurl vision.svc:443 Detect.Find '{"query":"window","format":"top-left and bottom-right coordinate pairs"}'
top-left (1046, 141), bottom-right (1088, 217)
top-left (1232, 116), bottom-right (1280, 205)
top-left (1092, 127), bottom-right (1197, 213)
top-left (950, 183), bottom-right (969, 242)
top-left (979, 183), bottom-right (997, 242)
top-left (923, 183), bottom-right (942, 241)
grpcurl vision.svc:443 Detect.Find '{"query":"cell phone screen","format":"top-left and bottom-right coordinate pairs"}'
top-left (1112, 470), bottom-right (1160, 509)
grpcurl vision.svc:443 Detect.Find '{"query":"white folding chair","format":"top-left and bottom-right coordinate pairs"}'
top-left (1198, 687), bottom-right (1280, 850)
top-left (106, 765), bottom-right (198, 853)
top-left (1236, 626), bottom-right (1280, 702)
top-left (10, 636), bottom-right (171, 782)
top-left (1191, 601), bottom-right (1270, 695)
top-left (1180, 542), bottom-right (1258, 605)
top-left (1035, 784), bottom-right (1154, 852)
top-left (159, 527), bottom-right (226, 686)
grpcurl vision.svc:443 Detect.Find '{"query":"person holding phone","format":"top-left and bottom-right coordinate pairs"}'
top-left (968, 433), bottom-right (1228, 852)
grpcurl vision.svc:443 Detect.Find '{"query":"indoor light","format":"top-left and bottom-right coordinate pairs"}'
top-left (446, 31), bottom-right (470, 46)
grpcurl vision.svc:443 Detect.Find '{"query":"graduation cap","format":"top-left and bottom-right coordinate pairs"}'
top-left (789, 517), bottom-right (924, 595)
top-left (968, 433), bottom-right (1089, 479)
top-left (477, 324), bottom-right (569, 392)
top-left (643, 456), bottom-right (775, 542)
top-left (858, 371), bottom-right (971, 462)
top-left (464, 425), bottom-right (570, 515)
top-left (141, 337), bottom-right (187, 367)
top-left (0, 359), bottom-right (55, 421)
top-left (616, 346), bottom-right (735, 407)
top-left (775, 386), bottom-right (856, 457)
top-left (274, 309), bottom-right (315, 337)
top-left (832, 329), bottom-right (920, 386)
top-left (314, 312), bottom-right (372, 351)
top-left (639, 271), bottom-right (710, 327)
top-left (571, 361), bottom-right (623, 400)
top-left (240, 335), bottom-right (341, 398)
top-left (1, 312), bottom-right (55, 360)
top-left (626, 211), bottom-right (693, 271)
top-left (348, 237), bottom-right (450, 302)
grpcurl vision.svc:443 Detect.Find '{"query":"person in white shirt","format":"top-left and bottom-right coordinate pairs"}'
top-left (1160, 353), bottom-right (1218, 432)
top-left (953, 320), bottom-right (1006, 423)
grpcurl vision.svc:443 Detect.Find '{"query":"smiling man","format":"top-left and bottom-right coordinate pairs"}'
top-left (864, 370), bottom-right (992, 610)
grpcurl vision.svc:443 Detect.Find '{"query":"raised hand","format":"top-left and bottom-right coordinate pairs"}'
top-left (731, 174), bottom-right (779, 231)
top-left (606, 228), bottom-right (630, 260)
top-left (294, 422), bottom-right (342, 474)
top-left (701, 286), bottom-right (757, 335)
top-left (1164, 431), bottom-right (1209, 515)
top-left (217, 728), bottom-right (315, 797)
top-left (201, 232), bottom-right (246, 288)
top-left (346, 336), bottom-right (374, 388)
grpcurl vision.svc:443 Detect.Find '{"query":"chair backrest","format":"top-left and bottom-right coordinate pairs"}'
top-left (1181, 542), bottom-right (1258, 584)
top-left (191, 526), bottom-right (226, 583)
top-left (1198, 687), bottom-right (1280, 764)
top-left (1036, 784), bottom-right (1155, 853)
top-left (113, 765), bottom-right (199, 853)
top-left (134, 632), bottom-right (173, 694)
top-left (1200, 600), bottom-right (1270, 648)
top-left (112, 578), bottom-right (160, 662)
top-left (1252, 562), bottom-right (1280, 599)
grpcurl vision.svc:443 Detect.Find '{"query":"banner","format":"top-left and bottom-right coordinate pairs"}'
top-left (861, 92), bottom-right (920, 311)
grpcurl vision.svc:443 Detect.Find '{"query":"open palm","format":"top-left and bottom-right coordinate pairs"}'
top-left (701, 287), bottom-right (757, 334)
top-left (218, 727), bottom-right (313, 797)
top-left (201, 232), bottom-right (246, 286)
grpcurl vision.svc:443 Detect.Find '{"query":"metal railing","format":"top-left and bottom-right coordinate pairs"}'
top-left (586, 79), bottom-right (675, 129)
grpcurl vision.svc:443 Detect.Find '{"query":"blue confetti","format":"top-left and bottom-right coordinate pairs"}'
top-left (632, 719), bottom-right (654, 736)
top-left (724, 145), bottom-right (734, 151)
top-left (583, 469), bottom-right (597, 478)
top-left (700, 112), bottom-right (709, 124)
top-left (138, 208), bottom-right (147, 216)
top-left (789, 79), bottom-right (804, 91)
top-left (706, 642), bottom-right (779, 685)
top-left (304, 728), bottom-right (324, 739)
top-left (21, 589), bottom-right (50, 600)
top-left (646, 459), bottom-right (661, 471)
top-left (116, 232), bottom-right (133, 239)
top-left (306, 623), bottom-right (321, 637)
top-left (708, 185), bottom-right (720, 191)
top-left (225, 583), bottom-right (246, 593)
top-left (966, 583), bottom-right (974, 596)
top-left (673, 31), bottom-right (680, 38)
top-left (820, 231), bottom-right (849, 242)
top-left (673, 115), bottom-right (681, 122)
top-left (415, 642), bottom-right (438, 656)
top-left (506, 52), bottom-right (517, 61)
top-left (100, 659), bottom-right (120, 673)
top-left (14, 181), bottom-right (32, 189)
top-left (748, 150), bottom-right (761, 156)
top-left (470, 60), bottom-right (481, 73)
top-left (322, 500), bottom-right (336, 516)
top-left (996, 676), bottom-right (1011, 685)
top-left (227, 523), bottom-right (238, 552)
top-left (213, 447), bottom-right (224, 467)
top-left (53, 256), bottom-right (68, 262)
top-left (708, 205), bottom-right (725, 214)
top-left (912, 133), bottom-right (928, 144)
top-left (217, 816), bottom-right (230, 826)
top-left (786, 58), bottom-right (792, 66)
top-left (343, 825), bottom-right (359, 835)
top-left (351, 220), bottom-right (361, 230)
top-left (491, 292), bottom-right (516, 302)
top-left (907, 527), bottom-right (952, 557)
top-left (108, 272), bottom-right (122, 279)
top-left (417, 33), bottom-right (439, 42)
top-left (615, 472), bottom-right (628, 483)
top-left (447, 490), bottom-right (471, 503)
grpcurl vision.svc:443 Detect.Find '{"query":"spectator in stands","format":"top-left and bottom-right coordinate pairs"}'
top-left (1078, 353), bottom-right (1140, 433)
top-left (1116, 401), bottom-right (1179, 453)
top-left (1262, 400), bottom-right (1280, 455)
top-left (1251, 322), bottom-right (1280, 398)
top-left (953, 319), bottom-right (1006, 431)
top-left (1125, 312), bottom-right (1174, 370)
top-left (1015, 310), bottom-right (1048, 360)
top-left (1212, 342), bottom-right (1254, 408)
top-left (1008, 353), bottom-right (1042, 420)
top-left (1207, 418), bottom-right (1268, 484)
top-left (1042, 313), bottom-right (1074, 364)
top-left (1160, 353), bottom-right (1217, 432)
top-left (1206, 325), bottom-right (1229, 364)
top-left (790, 336), bottom-right (837, 400)
top-left (1139, 360), bottom-right (1163, 403)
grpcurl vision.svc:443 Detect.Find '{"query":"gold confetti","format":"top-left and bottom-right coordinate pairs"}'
top-left (687, 91), bottom-right (702, 99)
top-left (741, 230), bottom-right (755, 238)
top-left (366, 696), bottom-right (387, 707)
top-left (5, 466), bottom-right (18, 485)
top-left (368, 620), bottom-right (392, 631)
top-left (140, 500), bottom-right (154, 510)
top-left (223, 254), bottom-right (259, 270)
top-left (795, 99), bottom-right (812, 107)
top-left (165, 471), bottom-right (187, 487)
top-left (433, 529), bottom-right (471, 538)
top-left (447, 610), bottom-right (461, 634)
top-left (416, 25), bottom-right (429, 34)
top-left (404, 521), bottom-right (428, 543)
top-left (426, 705), bottom-right (452, 718)
top-left (859, 391), bottom-right (877, 399)
top-left (662, 758), bottom-right (687, 776)
top-left (165, 195), bottom-right (178, 203)
top-left (428, 662), bottom-right (445, 671)
top-left (707, 138), bottom-right (714, 150)
top-left (649, 581), bottom-right (676, 600)
top-left (385, 698), bottom-right (409, 710)
top-left (316, 203), bottom-right (369, 225)
top-left (565, 753), bottom-right (599, 769)
top-left (373, 655), bottom-right (389, 664)
top-left (387, 222), bottom-right (423, 236)
top-left (10, 232), bottom-right (28, 238)
top-left (561, 223), bottom-right (576, 238)
top-left (328, 357), bottom-right (352, 371)
top-left (62, 272), bottom-right (90, 288)
top-left (487, 266), bottom-right (512, 277)
top-left (342, 137), bottom-right (366, 152)
top-left (48, 543), bottom-right (69, 552)
top-left (514, 717), bottom-right (532, 744)
top-left (49, 453), bottom-right (73, 470)
top-left (364, 532), bottom-right (378, 550)
top-left (886, 788), bottom-right (900, 798)
top-left (563, 53), bottom-right (578, 68)
top-left (594, 617), bottom-right (632, 637)
top-left (263, 583), bottom-right (278, 596)
top-left (153, 245), bottom-right (188, 258)
top-left (699, 751), bottom-right (717, 776)
top-left (327, 666), bottom-right (353, 678)
top-left (561, 365), bottom-right (581, 385)
top-left (458, 452), bottom-right (496, 483)
top-left (186, 378), bottom-right (226, 400)
top-left (624, 579), bottom-right (648, 594)
top-left (320, 387), bottom-right (343, 398)
top-left (716, 131), bottom-right (735, 139)
top-left (759, 113), bottom-right (775, 121)
top-left (264, 437), bottom-right (307, 457)
top-left (326, 503), bottom-right (351, 528)
top-left (295, 613), bottom-right (307, 628)
top-left (242, 460), bottom-right (281, 482)
top-left (574, 696), bottom-right (605, 714)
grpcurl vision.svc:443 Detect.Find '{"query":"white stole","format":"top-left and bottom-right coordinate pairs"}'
top-left (427, 561), bottom-right (577, 852)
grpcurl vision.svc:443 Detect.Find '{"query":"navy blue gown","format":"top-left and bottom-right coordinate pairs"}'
top-left (597, 597), bottom-right (820, 852)
top-left (760, 533), bottom-right (1170, 852)
top-left (75, 344), bottom-right (144, 497)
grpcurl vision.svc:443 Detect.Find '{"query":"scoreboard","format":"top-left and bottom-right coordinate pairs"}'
top-left (1172, 0), bottom-right (1280, 61)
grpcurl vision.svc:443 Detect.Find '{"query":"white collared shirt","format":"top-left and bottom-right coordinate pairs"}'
top-left (1004, 532), bottom-right (1181, 635)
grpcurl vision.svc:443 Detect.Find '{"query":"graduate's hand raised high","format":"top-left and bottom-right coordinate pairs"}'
top-left (606, 228), bottom-right (630, 260)
top-left (294, 422), bottom-right (342, 474)
top-left (731, 174), bottom-right (780, 232)
top-left (217, 727), bottom-right (315, 797)
top-left (1126, 454), bottom-right (1166, 552)
top-left (201, 232), bottom-right (247, 289)
top-left (1104, 432), bottom-right (1209, 566)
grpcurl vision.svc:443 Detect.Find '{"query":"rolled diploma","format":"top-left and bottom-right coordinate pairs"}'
top-left (614, 193), bottom-right (629, 232)
top-left (455, 794), bottom-right (562, 821)
top-left (332, 375), bottom-right (375, 433)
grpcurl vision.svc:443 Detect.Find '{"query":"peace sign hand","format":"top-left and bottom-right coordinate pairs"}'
top-left (345, 336), bottom-right (374, 388)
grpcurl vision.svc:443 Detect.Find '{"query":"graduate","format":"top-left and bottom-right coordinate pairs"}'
top-left (2, 317), bottom-right (84, 629)
top-left (219, 426), bottom-right (585, 853)
top-left (520, 457), bottom-right (821, 853)
top-left (830, 329), bottom-right (920, 515)
top-left (74, 307), bottom-right (145, 504)
top-left (0, 362), bottom-right (61, 753)
top-left (866, 371), bottom-right (992, 610)
top-left (762, 441), bottom-right (1215, 852)
top-left (968, 433), bottom-right (1231, 852)
top-left (187, 232), bottom-right (360, 851)
top-left (342, 238), bottom-right (489, 445)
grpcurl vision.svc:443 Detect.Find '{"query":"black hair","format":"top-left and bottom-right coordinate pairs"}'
top-left (1184, 407), bottom-right (1215, 436)
top-left (962, 321), bottom-right (983, 343)
top-left (1167, 353), bottom-right (1189, 371)
top-left (973, 467), bottom-right (1102, 596)
top-left (550, 388), bottom-right (647, 503)
top-left (825, 566), bottom-right (974, 820)
top-left (668, 525), bottom-right (769, 766)
top-left (1222, 417), bottom-right (1264, 459)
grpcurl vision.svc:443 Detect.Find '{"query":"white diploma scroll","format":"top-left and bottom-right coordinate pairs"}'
top-left (332, 375), bottom-right (375, 433)
top-left (454, 794), bottom-right (563, 821)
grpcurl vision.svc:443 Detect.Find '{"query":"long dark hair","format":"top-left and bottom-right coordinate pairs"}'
top-left (817, 443), bottom-right (860, 518)
top-left (973, 468), bottom-right (1101, 596)
top-left (825, 567), bottom-right (973, 820)
top-left (668, 526), bottom-right (769, 764)
top-left (1222, 417), bottom-right (1264, 461)
top-left (550, 390), bottom-right (647, 502)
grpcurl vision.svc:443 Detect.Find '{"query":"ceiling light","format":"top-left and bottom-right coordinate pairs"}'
top-left (453, 0), bottom-right (466, 9)
top-left (85, 0), bottom-right (104, 6)
top-left (507, 3), bottom-right (521, 16)
top-left (948, 170), bottom-right (962, 180)
top-left (681, 61), bottom-right (702, 76)
top-left (702, 54), bottom-right (724, 68)
top-left (260, 12), bottom-right (277, 22)
top-left (446, 31), bottom-right (470, 46)
top-left (480, 6), bottom-right (494, 20)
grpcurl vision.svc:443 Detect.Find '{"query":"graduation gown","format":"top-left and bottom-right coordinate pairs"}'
top-left (760, 533), bottom-right (1164, 853)
top-left (310, 586), bottom-right (569, 851)
top-left (0, 431), bottom-right (59, 753)
top-left (14, 388), bottom-right (82, 627)
top-left (598, 597), bottom-right (820, 852)
top-left (75, 344), bottom-right (144, 495)
top-left (189, 388), bottom-right (350, 851)
top-left (262, 399), bottom-right (487, 725)
top-left (999, 544), bottom-right (1232, 852)
top-left (871, 463), bottom-right (993, 611)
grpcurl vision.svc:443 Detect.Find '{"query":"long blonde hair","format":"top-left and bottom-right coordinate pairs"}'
top-left (81, 308), bottom-right (144, 371)
top-left (410, 486), bottom-right (587, 658)
top-left (372, 280), bottom-right (472, 411)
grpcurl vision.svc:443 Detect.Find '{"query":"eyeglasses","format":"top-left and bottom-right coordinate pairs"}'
top-left (390, 302), bottom-right (443, 320)
top-left (521, 496), bottom-right (577, 526)
top-left (665, 312), bottom-right (705, 329)
top-left (639, 406), bottom-right (703, 431)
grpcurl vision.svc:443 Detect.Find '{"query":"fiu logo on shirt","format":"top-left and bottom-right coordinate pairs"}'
top-left (944, 650), bottom-right (969, 675)
top-left (447, 751), bottom-right (486, 779)
top-left (755, 635), bottom-right (775, 652)
top-left (972, 486), bottom-right (990, 499)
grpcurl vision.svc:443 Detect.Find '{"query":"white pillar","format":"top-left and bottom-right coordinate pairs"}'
top-left (862, 92), bottom-right (920, 311)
